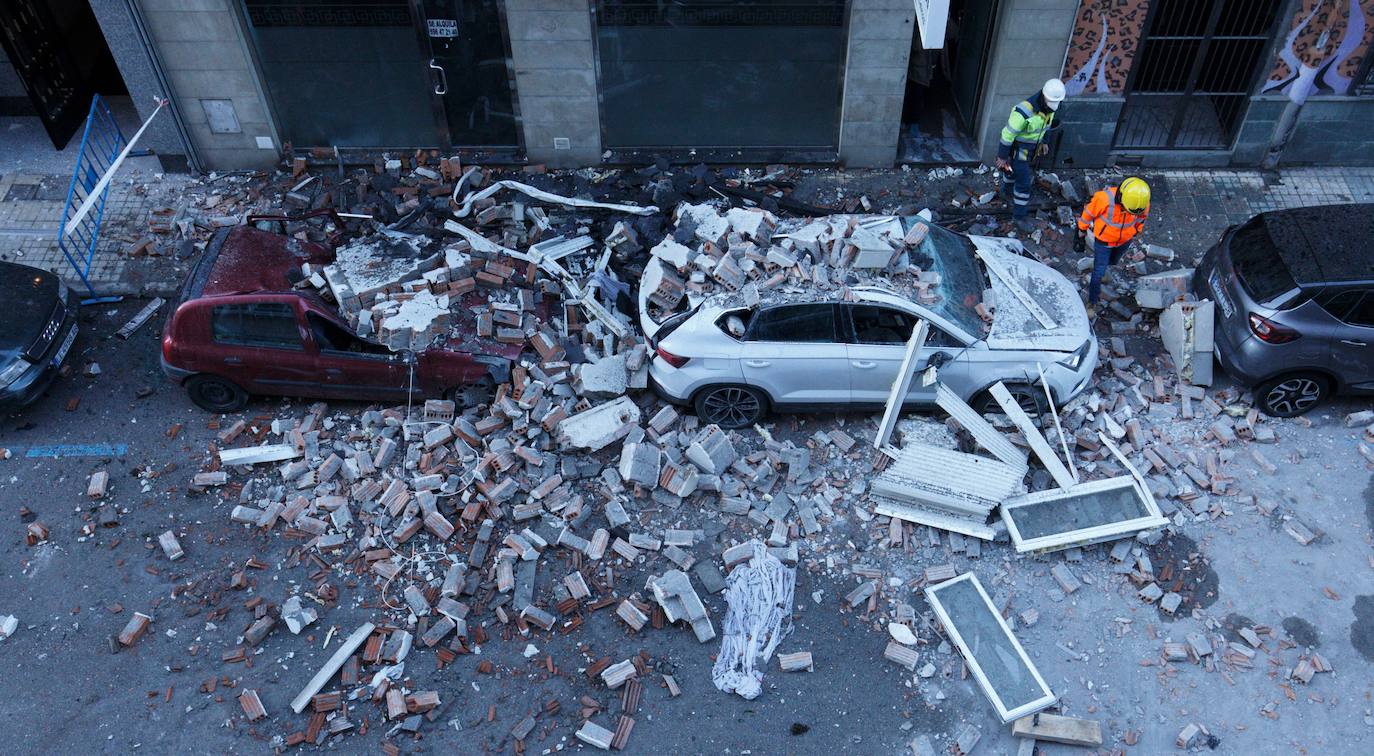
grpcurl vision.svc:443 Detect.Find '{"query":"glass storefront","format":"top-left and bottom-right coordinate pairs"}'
top-left (594, 1), bottom-right (847, 155)
top-left (241, 0), bottom-right (519, 149)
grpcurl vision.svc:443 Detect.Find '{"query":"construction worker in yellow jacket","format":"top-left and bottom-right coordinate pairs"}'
top-left (1076, 177), bottom-right (1151, 313)
top-left (998, 78), bottom-right (1065, 231)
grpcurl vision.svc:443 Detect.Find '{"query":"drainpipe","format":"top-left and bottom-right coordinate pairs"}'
top-left (122, 0), bottom-right (204, 173)
top-left (1261, 97), bottom-right (1303, 170)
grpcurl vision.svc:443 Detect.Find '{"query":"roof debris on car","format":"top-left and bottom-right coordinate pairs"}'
top-left (71, 158), bottom-right (1354, 754)
top-left (641, 202), bottom-right (987, 334)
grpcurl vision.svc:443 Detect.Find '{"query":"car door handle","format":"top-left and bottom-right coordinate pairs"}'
top-left (325, 368), bottom-right (344, 376)
top-left (1341, 339), bottom-right (1367, 346)
top-left (851, 360), bottom-right (877, 369)
top-left (222, 357), bottom-right (242, 365)
top-left (744, 360), bottom-right (771, 368)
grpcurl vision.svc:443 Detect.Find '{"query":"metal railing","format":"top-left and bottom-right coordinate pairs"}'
top-left (1113, 0), bottom-right (1282, 150)
top-left (56, 95), bottom-right (126, 303)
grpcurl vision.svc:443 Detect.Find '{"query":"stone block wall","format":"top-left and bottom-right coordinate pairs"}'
top-left (837, 0), bottom-right (914, 168)
top-left (506, 0), bottom-right (600, 167)
top-left (132, 0), bottom-right (277, 170)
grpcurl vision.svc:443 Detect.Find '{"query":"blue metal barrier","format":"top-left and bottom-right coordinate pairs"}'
top-left (56, 95), bottom-right (126, 304)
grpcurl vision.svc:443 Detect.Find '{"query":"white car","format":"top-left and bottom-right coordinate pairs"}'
top-left (639, 217), bottom-right (1096, 429)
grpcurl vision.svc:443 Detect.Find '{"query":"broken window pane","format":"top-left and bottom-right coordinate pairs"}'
top-left (595, 1), bottom-right (846, 151)
top-left (1007, 482), bottom-right (1151, 541)
top-left (929, 576), bottom-right (1051, 718)
top-left (747, 304), bottom-right (836, 342)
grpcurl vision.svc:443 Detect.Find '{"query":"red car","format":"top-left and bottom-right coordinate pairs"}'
top-left (161, 215), bottom-right (517, 413)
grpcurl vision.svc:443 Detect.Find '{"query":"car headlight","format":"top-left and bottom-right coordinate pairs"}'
top-left (0, 358), bottom-right (34, 388)
top-left (1058, 341), bottom-right (1090, 370)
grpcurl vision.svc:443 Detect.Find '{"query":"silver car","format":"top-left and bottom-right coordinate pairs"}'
top-left (641, 219), bottom-right (1097, 428)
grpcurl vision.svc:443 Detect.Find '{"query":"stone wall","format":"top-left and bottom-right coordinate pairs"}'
top-left (506, 0), bottom-right (600, 167)
top-left (837, 0), bottom-right (914, 168)
top-left (1280, 97), bottom-right (1374, 165)
top-left (88, 0), bottom-right (190, 169)
top-left (132, 0), bottom-right (277, 170)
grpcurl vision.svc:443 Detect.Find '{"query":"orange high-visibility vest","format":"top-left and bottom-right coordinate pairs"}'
top-left (1078, 187), bottom-right (1147, 247)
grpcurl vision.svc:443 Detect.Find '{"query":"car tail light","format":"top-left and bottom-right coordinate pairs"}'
top-left (654, 345), bottom-right (689, 368)
top-left (1248, 313), bottom-right (1300, 344)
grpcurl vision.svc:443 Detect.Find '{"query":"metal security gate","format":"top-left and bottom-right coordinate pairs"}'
top-left (1113, 0), bottom-right (1282, 150)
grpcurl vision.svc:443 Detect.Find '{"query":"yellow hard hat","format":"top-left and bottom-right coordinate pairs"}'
top-left (1120, 177), bottom-right (1150, 213)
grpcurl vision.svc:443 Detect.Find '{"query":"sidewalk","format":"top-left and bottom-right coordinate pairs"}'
top-left (1, 164), bottom-right (1371, 297)
top-left (0, 170), bottom-right (200, 297)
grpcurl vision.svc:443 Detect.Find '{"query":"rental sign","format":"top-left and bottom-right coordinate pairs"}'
top-left (914, 0), bottom-right (949, 49)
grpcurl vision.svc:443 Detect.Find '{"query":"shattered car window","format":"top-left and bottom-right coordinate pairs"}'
top-left (907, 221), bottom-right (986, 337)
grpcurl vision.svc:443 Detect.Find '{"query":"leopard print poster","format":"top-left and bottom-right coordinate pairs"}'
top-left (1061, 0), bottom-right (1153, 96)
top-left (1265, 0), bottom-right (1374, 100)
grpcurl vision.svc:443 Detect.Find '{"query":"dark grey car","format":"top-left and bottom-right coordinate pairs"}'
top-left (1192, 203), bottom-right (1374, 417)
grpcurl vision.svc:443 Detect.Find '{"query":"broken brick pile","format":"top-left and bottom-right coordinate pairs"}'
top-left (642, 203), bottom-right (962, 329)
top-left (199, 183), bottom-right (864, 749)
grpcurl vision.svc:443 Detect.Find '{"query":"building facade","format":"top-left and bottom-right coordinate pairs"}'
top-left (2, 0), bottom-right (1371, 172)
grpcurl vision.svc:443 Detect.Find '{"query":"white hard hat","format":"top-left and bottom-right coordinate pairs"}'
top-left (1042, 78), bottom-right (1066, 105)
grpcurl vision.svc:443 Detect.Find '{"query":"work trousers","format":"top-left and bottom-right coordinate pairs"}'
top-left (1088, 236), bottom-right (1127, 304)
top-left (997, 147), bottom-right (1036, 220)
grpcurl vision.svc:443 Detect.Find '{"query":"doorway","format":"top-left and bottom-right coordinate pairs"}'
top-left (0, 0), bottom-right (129, 149)
top-left (241, 0), bottom-right (521, 153)
top-left (1112, 0), bottom-right (1282, 150)
top-left (899, 0), bottom-right (997, 164)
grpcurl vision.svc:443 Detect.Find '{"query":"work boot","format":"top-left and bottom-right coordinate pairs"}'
top-left (1014, 218), bottom-right (1036, 233)
top-left (1085, 303), bottom-right (1097, 319)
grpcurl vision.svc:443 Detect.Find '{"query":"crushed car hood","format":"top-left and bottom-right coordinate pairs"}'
top-left (969, 236), bottom-right (1091, 353)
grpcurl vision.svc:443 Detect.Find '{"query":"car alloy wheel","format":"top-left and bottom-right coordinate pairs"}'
top-left (976, 385), bottom-right (1042, 417)
top-left (1258, 374), bottom-right (1325, 417)
top-left (696, 386), bottom-right (765, 429)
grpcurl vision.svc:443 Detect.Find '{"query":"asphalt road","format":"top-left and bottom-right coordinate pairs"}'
top-left (3, 291), bottom-right (1373, 756)
top-left (0, 299), bottom-right (966, 754)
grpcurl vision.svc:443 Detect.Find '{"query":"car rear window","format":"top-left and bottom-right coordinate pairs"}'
top-left (211, 303), bottom-right (303, 349)
top-left (747, 304), bottom-right (837, 342)
top-left (1229, 218), bottom-right (1299, 305)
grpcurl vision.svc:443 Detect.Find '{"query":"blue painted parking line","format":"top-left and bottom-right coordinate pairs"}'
top-left (23, 443), bottom-right (129, 458)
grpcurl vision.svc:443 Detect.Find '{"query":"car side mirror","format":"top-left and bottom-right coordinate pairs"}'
top-left (925, 351), bottom-right (952, 370)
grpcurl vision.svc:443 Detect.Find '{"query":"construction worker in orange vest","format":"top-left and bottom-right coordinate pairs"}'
top-left (1075, 177), bottom-right (1150, 313)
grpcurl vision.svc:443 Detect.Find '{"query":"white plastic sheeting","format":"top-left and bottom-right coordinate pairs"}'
top-left (711, 541), bottom-right (796, 700)
top-left (449, 168), bottom-right (658, 218)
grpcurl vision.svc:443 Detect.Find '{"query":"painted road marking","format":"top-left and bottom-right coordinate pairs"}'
top-left (23, 443), bottom-right (129, 458)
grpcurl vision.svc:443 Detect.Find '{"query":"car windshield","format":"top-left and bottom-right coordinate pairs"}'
top-left (1230, 217), bottom-right (1299, 305)
top-left (902, 218), bottom-right (986, 337)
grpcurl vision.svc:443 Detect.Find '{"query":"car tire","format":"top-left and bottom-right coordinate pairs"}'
top-left (450, 374), bottom-right (496, 409)
top-left (186, 374), bottom-right (248, 413)
top-left (973, 384), bottom-right (1044, 417)
top-left (1254, 372), bottom-right (1328, 418)
top-left (693, 385), bottom-right (768, 430)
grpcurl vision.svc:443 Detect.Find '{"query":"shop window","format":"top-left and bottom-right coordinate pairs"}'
top-left (594, 1), bottom-right (847, 155)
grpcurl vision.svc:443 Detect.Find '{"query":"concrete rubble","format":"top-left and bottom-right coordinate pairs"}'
top-left (156, 159), bottom-right (1342, 753)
